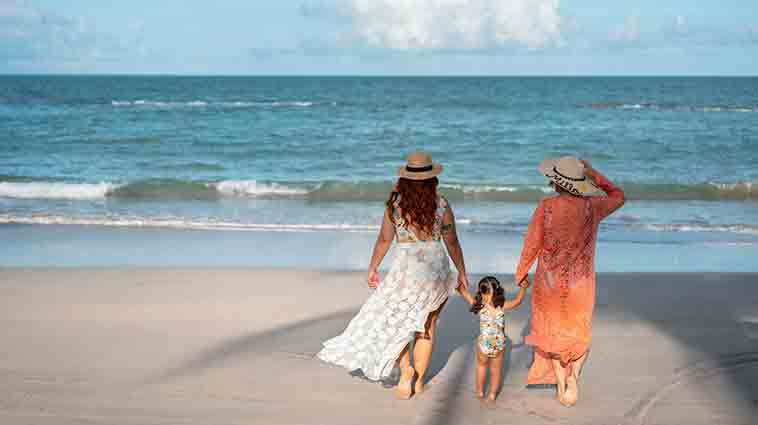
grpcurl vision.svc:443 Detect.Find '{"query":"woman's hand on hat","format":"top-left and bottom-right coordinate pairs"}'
top-left (581, 159), bottom-right (597, 180)
top-left (580, 159), bottom-right (594, 173)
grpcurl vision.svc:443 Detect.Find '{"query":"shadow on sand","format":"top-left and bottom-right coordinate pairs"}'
top-left (142, 273), bottom-right (758, 424)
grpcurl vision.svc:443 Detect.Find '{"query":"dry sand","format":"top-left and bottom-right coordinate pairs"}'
top-left (0, 269), bottom-right (756, 425)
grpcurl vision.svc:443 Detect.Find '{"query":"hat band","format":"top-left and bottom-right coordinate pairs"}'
top-left (553, 166), bottom-right (585, 182)
top-left (406, 165), bottom-right (433, 173)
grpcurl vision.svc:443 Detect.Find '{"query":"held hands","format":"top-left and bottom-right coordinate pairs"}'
top-left (456, 273), bottom-right (470, 293)
top-left (517, 275), bottom-right (531, 289)
top-left (367, 269), bottom-right (380, 289)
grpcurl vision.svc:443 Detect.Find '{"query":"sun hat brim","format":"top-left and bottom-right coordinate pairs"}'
top-left (397, 163), bottom-right (443, 180)
top-left (539, 158), bottom-right (601, 196)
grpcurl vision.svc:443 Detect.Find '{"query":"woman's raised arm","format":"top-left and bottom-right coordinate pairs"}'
top-left (583, 160), bottom-right (625, 221)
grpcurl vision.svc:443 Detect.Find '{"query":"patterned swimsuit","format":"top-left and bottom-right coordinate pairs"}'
top-left (478, 307), bottom-right (506, 357)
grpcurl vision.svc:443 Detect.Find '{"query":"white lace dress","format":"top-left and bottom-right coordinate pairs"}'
top-left (317, 196), bottom-right (457, 381)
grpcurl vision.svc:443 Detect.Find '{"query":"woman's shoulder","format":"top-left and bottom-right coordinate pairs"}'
top-left (538, 194), bottom-right (565, 208)
top-left (438, 194), bottom-right (450, 209)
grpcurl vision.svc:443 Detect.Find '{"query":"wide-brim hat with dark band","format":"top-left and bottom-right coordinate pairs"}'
top-left (538, 156), bottom-right (600, 196)
top-left (397, 151), bottom-right (443, 180)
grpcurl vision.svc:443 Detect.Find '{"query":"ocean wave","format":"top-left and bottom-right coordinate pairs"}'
top-left (94, 136), bottom-right (160, 145)
top-left (0, 214), bottom-right (379, 233)
top-left (2, 212), bottom-right (757, 237)
top-left (1, 180), bottom-right (755, 202)
top-left (111, 180), bottom-right (219, 200)
top-left (581, 102), bottom-right (758, 113)
top-left (623, 182), bottom-right (755, 201)
top-left (110, 100), bottom-right (335, 108)
top-left (164, 162), bottom-right (226, 172)
top-left (212, 180), bottom-right (310, 197)
top-left (644, 223), bottom-right (758, 236)
top-left (111, 100), bottom-right (208, 107)
top-left (0, 182), bottom-right (116, 200)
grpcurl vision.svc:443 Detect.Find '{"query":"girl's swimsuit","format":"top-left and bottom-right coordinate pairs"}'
top-left (478, 308), bottom-right (506, 357)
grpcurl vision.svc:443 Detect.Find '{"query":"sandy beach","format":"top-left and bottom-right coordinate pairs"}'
top-left (0, 269), bottom-right (755, 425)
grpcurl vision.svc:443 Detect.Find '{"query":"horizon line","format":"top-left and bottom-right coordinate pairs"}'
top-left (1, 73), bottom-right (757, 78)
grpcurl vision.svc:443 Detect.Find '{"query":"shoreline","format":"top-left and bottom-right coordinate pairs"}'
top-left (3, 224), bottom-right (757, 272)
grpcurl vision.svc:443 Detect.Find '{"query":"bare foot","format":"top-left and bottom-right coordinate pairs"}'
top-left (481, 397), bottom-right (497, 409)
top-left (556, 382), bottom-right (570, 407)
top-left (414, 378), bottom-right (425, 395)
top-left (563, 376), bottom-right (578, 406)
top-left (395, 367), bottom-right (415, 400)
top-left (476, 391), bottom-right (485, 399)
top-left (487, 393), bottom-right (497, 402)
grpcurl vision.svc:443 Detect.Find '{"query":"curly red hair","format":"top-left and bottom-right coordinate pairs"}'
top-left (386, 177), bottom-right (439, 236)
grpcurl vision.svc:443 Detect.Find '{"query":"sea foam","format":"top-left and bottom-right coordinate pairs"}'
top-left (212, 180), bottom-right (310, 197)
top-left (0, 182), bottom-right (116, 200)
top-left (110, 100), bottom-right (332, 108)
top-left (1, 179), bottom-right (755, 202)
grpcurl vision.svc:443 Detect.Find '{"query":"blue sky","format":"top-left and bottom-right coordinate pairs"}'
top-left (1, 0), bottom-right (757, 75)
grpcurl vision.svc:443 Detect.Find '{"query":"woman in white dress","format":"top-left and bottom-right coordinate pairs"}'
top-left (318, 151), bottom-right (470, 399)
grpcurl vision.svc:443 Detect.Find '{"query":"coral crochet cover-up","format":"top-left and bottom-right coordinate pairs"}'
top-left (516, 169), bottom-right (625, 385)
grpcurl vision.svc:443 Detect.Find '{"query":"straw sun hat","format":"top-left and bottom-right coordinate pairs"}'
top-left (397, 151), bottom-right (443, 180)
top-left (538, 156), bottom-right (600, 196)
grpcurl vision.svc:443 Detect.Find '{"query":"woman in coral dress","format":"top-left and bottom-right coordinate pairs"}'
top-left (515, 156), bottom-right (625, 406)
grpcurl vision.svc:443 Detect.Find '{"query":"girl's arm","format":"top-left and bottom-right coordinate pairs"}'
top-left (367, 210), bottom-right (395, 288)
top-left (502, 281), bottom-right (529, 310)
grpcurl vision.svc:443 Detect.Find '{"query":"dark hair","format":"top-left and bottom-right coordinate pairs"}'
top-left (470, 276), bottom-right (505, 314)
top-left (386, 177), bottom-right (439, 236)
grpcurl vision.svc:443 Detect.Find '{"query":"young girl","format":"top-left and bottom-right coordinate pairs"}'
top-left (457, 276), bottom-right (528, 401)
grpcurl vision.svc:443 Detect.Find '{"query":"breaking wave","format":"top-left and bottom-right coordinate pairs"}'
top-left (110, 100), bottom-right (336, 108)
top-left (2, 212), bottom-right (757, 236)
top-left (0, 180), bottom-right (755, 202)
top-left (0, 182), bottom-right (117, 200)
top-left (581, 102), bottom-right (758, 113)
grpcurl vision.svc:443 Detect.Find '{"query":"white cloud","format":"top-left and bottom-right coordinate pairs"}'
top-left (304, 0), bottom-right (562, 51)
top-left (612, 16), bottom-right (641, 43)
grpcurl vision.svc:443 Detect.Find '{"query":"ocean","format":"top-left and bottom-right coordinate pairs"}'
top-left (1, 75), bottom-right (756, 271)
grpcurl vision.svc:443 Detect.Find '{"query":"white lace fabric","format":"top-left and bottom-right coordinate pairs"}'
top-left (318, 196), bottom-right (456, 381)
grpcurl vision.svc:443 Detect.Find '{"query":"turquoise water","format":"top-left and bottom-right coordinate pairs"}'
top-left (1, 76), bottom-right (757, 270)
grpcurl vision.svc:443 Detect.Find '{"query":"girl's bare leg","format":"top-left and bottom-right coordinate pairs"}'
top-left (395, 344), bottom-right (414, 399)
top-left (550, 357), bottom-right (569, 406)
top-left (475, 349), bottom-right (488, 398)
top-left (413, 300), bottom-right (446, 394)
top-left (487, 350), bottom-right (504, 401)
